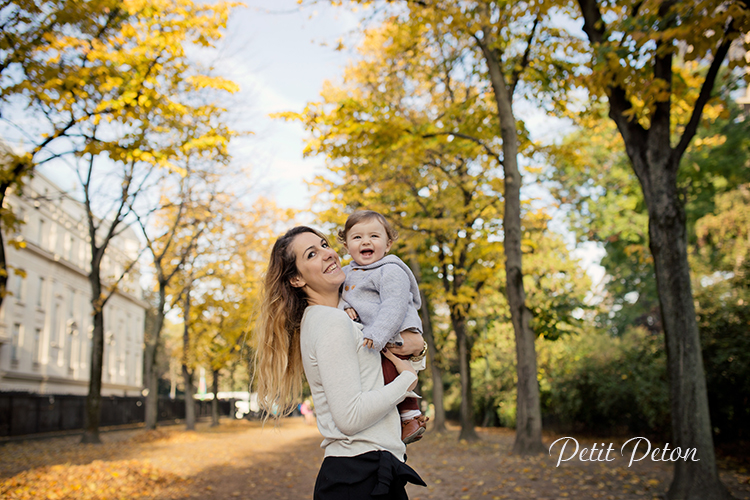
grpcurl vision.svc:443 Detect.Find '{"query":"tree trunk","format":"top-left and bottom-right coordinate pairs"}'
top-left (182, 364), bottom-right (195, 430)
top-left (82, 278), bottom-right (105, 444)
top-left (573, 0), bottom-right (733, 492)
top-left (643, 160), bottom-right (731, 500)
top-left (408, 257), bottom-right (446, 432)
top-left (211, 369), bottom-right (220, 427)
top-left (0, 221), bottom-right (7, 311)
top-left (182, 289), bottom-right (195, 431)
top-left (0, 158), bottom-right (34, 311)
top-left (452, 311), bottom-right (478, 441)
top-left (144, 286), bottom-right (166, 430)
top-left (144, 364), bottom-right (159, 428)
top-left (424, 303), bottom-right (446, 433)
top-left (477, 35), bottom-right (545, 455)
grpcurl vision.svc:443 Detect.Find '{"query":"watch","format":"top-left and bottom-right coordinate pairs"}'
top-left (410, 341), bottom-right (428, 362)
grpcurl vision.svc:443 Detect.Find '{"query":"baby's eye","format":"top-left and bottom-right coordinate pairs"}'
top-left (352, 235), bottom-right (361, 240)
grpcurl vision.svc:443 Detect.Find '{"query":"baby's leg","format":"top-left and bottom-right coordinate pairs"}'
top-left (384, 353), bottom-right (426, 444)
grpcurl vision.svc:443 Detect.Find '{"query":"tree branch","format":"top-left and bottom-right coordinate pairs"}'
top-left (422, 131), bottom-right (503, 166)
top-left (672, 37), bottom-right (733, 166)
top-left (510, 16), bottom-right (540, 95)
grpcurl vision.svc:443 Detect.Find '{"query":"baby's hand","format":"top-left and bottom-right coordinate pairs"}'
top-left (345, 308), bottom-right (359, 321)
top-left (362, 338), bottom-right (374, 349)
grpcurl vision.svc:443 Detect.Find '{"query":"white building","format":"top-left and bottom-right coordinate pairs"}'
top-left (0, 170), bottom-right (147, 396)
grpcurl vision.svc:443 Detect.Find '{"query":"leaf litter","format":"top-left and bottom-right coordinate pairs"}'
top-left (1, 419), bottom-right (748, 500)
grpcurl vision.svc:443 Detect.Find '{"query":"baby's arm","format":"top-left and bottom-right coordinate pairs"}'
top-left (361, 266), bottom-right (414, 351)
top-left (342, 307), bottom-right (372, 347)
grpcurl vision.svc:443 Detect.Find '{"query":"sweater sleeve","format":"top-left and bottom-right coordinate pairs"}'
top-left (361, 265), bottom-right (413, 352)
top-left (316, 312), bottom-right (417, 436)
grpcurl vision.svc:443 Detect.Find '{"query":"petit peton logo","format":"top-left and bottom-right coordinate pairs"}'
top-left (548, 437), bottom-right (700, 468)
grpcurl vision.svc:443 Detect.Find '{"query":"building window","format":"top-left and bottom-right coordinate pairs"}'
top-left (37, 218), bottom-right (45, 247)
top-left (66, 321), bottom-right (78, 373)
top-left (33, 328), bottom-right (41, 365)
top-left (49, 222), bottom-right (58, 253)
top-left (50, 302), bottom-right (59, 356)
top-left (64, 234), bottom-right (75, 261)
top-left (36, 277), bottom-right (45, 308)
top-left (68, 288), bottom-right (76, 316)
top-left (10, 271), bottom-right (25, 302)
top-left (11, 323), bottom-right (22, 364)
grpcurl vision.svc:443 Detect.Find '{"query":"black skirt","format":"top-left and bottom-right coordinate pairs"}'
top-left (313, 450), bottom-right (426, 500)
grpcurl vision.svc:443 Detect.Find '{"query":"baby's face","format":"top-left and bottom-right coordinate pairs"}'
top-left (345, 218), bottom-right (392, 266)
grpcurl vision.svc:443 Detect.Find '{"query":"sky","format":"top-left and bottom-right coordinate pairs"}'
top-left (213, 0), bottom-right (363, 211)
top-left (214, 1), bottom-right (605, 287)
top-left (31, 0), bottom-right (605, 288)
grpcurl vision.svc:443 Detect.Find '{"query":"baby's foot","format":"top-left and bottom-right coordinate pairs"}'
top-left (401, 419), bottom-right (426, 444)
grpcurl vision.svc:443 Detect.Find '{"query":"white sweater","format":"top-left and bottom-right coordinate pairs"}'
top-left (300, 305), bottom-right (417, 461)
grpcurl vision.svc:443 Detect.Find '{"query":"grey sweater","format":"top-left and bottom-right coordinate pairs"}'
top-left (340, 255), bottom-right (423, 352)
top-left (300, 305), bottom-right (417, 460)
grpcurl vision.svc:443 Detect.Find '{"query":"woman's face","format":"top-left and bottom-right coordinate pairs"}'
top-left (290, 231), bottom-right (345, 296)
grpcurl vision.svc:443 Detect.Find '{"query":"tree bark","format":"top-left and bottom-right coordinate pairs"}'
top-left (574, 0), bottom-right (735, 494)
top-left (408, 257), bottom-right (446, 432)
top-left (144, 285), bottom-right (166, 430)
top-left (82, 276), bottom-right (105, 444)
top-left (182, 288), bottom-right (195, 431)
top-left (647, 177), bottom-right (731, 500)
top-left (0, 156), bottom-right (34, 311)
top-left (211, 368), bottom-right (220, 427)
top-left (475, 32), bottom-right (545, 455)
top-left (0, 220), bottom-right (7, 310)
top-left (452, 311), bottom-right (478, 441)
top-left (423, 296), bottom-right (446, 433)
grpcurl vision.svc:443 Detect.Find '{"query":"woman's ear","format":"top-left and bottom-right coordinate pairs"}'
top-left (290, 276), bottom-right (306, 288)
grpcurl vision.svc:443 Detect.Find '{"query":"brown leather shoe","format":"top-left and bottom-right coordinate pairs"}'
top-left (415, 414), bottom-right (430, 426)
top-left (402, 419), bottom-right (426, 444)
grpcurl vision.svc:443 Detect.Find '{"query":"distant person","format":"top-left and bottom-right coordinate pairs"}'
top-left (255, 226), bottom-right (426, 499)
top-left (337, 210), bottom-right (429, 444)
top-left (300, 399), bottom-right (315, 425)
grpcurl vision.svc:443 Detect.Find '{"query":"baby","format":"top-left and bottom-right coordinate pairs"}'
top-left (337, 210), bottom-right (429, 444)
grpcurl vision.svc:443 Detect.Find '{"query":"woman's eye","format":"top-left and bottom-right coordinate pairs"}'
top-left (307, 251), bottom-right (316, 259)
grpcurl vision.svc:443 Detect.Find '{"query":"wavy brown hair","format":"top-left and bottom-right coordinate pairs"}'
top-left (254, 226), bottom-right (327, 420)
top-left (336, 210), bottom-right (399, 246)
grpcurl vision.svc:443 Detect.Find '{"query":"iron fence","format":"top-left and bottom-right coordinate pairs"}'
top-left (0, 392), bottom-right (232, 437)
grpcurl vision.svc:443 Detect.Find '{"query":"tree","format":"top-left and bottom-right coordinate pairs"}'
top-left (285, 18), bottom-right (506, 440)
top-left (338, 0), bottom-right (584, 453)
top-left (165, 190), bottom-right (281, 430)
top-left (0, 0), bottom-right (127, 308)
top-left (546, 100), bottom-right (750, 336)
top-left (134, 161), bottom-right (227, 430)
top-left (25, 0), bottom-right (240, 443)
top-left (573, 0), bottom-right (749, 496)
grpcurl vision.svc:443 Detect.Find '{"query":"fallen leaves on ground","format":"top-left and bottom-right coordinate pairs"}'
top-left (0, 419), bottom-right (748, 500)
top-left (0, 460), bottom-right (186, 500)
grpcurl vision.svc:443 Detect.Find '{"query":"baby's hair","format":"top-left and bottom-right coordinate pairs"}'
top-left (337, 210), bottom-right (399, 245)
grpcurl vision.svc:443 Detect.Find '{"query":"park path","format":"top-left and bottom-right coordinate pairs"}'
top-left (1, 418), bottom-right (749, 499)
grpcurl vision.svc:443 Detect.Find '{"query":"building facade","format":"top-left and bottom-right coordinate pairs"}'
top-left (0, 171), bottom-right (147, 396)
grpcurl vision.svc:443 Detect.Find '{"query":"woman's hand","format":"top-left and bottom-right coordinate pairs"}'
top-left (382, 348), bottom-right (418, 392)
top-left (387, 331), bottom-right (424, 357)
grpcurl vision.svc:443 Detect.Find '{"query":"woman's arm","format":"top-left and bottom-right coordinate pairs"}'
top-left (315, 312), bottom-right (417, 436)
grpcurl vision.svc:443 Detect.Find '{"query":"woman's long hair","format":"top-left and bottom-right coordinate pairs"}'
top-left (254, 226), bottom-right (326, 420)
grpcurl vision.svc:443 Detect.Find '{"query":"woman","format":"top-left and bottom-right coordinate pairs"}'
top-left (255, 226), bottom-right (426, 499)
